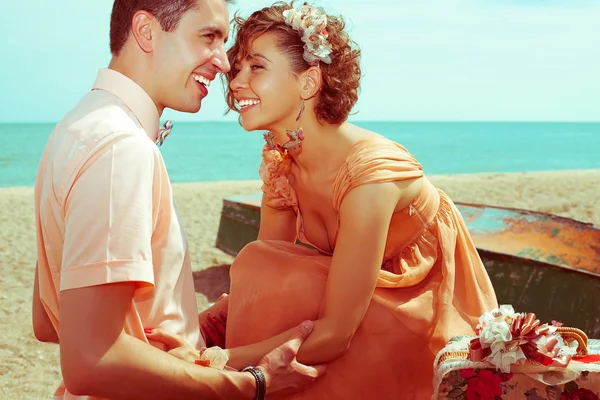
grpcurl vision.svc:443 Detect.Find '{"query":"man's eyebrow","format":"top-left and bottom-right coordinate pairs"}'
top-left (197, 26), bottom-right (229, 43)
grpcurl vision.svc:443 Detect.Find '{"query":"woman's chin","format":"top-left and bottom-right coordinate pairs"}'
top-left (240, 118), bottom-right (270, 133)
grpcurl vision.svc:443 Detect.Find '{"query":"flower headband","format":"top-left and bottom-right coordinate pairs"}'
top-left (282, 3), bottom-right (333, 66)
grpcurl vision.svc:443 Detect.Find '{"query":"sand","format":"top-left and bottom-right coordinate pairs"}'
top-left (1, 170), bottom-right (599, 399)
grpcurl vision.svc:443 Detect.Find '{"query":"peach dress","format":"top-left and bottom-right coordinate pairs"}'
top-left (226, 136), bottom-right (498, 399)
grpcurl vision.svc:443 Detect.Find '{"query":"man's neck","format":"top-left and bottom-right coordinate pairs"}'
top-left (108, 56), bottom-right (164, 116)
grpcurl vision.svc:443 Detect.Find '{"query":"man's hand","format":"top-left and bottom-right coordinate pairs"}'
top-left (59, 283), bottom-right (275, 399)
top-left (257, 320), bottom-right (326, 396)
top-left (148, 320), bottom-right (326, 397)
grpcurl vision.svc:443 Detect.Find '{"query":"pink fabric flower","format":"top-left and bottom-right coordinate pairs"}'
top-left (259, 144), bottom-right (297, 210)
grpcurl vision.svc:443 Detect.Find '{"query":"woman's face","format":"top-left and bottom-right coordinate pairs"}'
top-left (230, 32), bottom-right (303, 132)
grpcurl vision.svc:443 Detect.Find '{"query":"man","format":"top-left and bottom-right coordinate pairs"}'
top-left (31, 1), bottom-right (324, 398)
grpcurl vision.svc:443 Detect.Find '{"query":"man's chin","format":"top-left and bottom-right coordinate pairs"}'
top-left (172, 102), bottom-right (202, 114)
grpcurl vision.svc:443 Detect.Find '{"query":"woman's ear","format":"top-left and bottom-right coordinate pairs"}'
top-left (301, 66), bottom-right (322, 99)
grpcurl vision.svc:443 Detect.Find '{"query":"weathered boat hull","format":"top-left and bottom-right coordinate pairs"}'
top-left (216, 193), bottom-right (262, 258)
top-left (216, 193), bottom-right (600, 337)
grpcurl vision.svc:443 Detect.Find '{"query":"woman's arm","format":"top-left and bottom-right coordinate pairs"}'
top-left (257, 197), bottom-right (297, 242)
top-left (294, 179), bottom-right (420, 365)
top-left (215, 198), bottom-right (297, 368)
top-left (199, 197), bottom-right (297, 348)
top-left (224, 326), bottom-right (298, 370)
top-left (223, 179), bottom-right (420, 367)
top-left (146, 320), bottom-right (302, 371)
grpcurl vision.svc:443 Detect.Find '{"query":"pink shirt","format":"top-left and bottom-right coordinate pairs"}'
top-left (34, 68), bottom-right (202, 399)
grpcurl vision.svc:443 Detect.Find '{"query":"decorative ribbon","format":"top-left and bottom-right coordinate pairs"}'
top-left (469, 312), bottom-right (572, 369)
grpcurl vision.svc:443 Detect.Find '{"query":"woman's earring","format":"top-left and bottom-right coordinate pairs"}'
top-left (282, 100), bottom-right (305, 153)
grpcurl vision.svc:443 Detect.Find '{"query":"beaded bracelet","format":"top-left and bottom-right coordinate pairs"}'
top-left (242, 366), bottom-right (266, 400)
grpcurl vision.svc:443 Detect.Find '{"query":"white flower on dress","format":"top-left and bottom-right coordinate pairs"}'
top-left (198, 346), bottom-right (229, 370)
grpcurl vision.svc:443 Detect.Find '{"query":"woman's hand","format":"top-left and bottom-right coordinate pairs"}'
top-left (198, 293), bottom-right (229, 348)
top-left (145, 328), bottom-right (201, 363)
top-left (201, 310), bottom-right (227, 348)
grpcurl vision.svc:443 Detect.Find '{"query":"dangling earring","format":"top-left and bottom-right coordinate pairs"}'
top-left (281, 100), bottom-right (305, 153)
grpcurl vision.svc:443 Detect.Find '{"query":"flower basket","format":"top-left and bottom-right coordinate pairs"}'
top-left (433, 306), bottom-right (600, 400)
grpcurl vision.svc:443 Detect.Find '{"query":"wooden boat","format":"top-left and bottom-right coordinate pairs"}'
top-left (216, 193), bottom-right (600, 337)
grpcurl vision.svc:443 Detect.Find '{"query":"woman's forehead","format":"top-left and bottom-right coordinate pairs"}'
top-left (237, 33), bottom-right (279, 61)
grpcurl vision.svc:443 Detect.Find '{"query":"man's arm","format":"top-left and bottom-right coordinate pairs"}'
top-left (60, 281), bottom-right (255, 399)
top-left (61, 282), bottom-right (325, 399)
top-left (53, 134), bottom-right (251, 398)
top-left (32, 262), bottom-right (59, 343)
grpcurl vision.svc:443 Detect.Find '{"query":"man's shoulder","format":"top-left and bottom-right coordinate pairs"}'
top-left (42, 91), bottom-right (160, 199)
top-left (57, 89), bottom-right (150, 148)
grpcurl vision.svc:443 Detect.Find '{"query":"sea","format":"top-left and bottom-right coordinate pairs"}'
top-left (1, 121), bottom-right (599, 187)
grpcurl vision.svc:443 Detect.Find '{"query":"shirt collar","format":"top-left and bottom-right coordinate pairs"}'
top-left (92, 68), bottom-right (160, 141)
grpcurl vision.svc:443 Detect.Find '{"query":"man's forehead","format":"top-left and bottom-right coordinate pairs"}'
top-left (188, 0), bottom-right (230, 34)
top-left (192, 0), bottom-right (229, 21)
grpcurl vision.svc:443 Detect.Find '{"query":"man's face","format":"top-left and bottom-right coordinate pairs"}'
top-left (152, 0), bottom-right (231, 114)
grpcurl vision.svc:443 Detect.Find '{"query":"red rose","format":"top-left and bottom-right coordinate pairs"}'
top-left (560, 388), bottom-right (600, 400)
top-left (465, 370), bottom-right (503, 400)
top-left (460, 369), bottom-right (477, 379)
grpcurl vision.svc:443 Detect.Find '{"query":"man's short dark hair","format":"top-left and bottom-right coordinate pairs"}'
top-left (109, 0), bottom-right (199, 55)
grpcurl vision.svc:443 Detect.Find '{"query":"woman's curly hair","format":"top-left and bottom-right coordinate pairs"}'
top-left (224, 1), bottom-right (361, 124)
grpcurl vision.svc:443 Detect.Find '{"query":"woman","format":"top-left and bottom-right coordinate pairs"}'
top-left (157, 2), bottom-right (498, 398)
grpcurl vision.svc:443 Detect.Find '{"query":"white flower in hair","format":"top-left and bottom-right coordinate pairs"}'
top-left (282, 3), bottom-right (333, 65)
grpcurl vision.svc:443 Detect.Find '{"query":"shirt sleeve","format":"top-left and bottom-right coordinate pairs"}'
top-left (60, 132), bottom-right (159, 292)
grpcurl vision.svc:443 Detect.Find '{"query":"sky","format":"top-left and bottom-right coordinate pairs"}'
top-left (1, 0), bottom-right (599, 123)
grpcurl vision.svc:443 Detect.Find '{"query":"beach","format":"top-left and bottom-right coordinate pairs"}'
top-left (1, 169), bottom-right (599, 399)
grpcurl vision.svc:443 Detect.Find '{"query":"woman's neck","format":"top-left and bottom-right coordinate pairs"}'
top-left (269, 111), bottom-right (352, 176)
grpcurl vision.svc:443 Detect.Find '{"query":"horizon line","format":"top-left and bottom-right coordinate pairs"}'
top-left (1, 120), bottom-right (599, 124)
